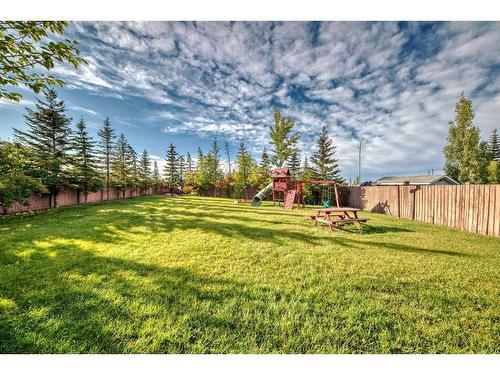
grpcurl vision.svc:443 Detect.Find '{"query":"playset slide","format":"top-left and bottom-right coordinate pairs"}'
top-left (250, 183), bottom-right (273, 206)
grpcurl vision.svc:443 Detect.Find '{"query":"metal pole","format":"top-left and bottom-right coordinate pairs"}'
top-left (357, 137), bottom-right (364, 185)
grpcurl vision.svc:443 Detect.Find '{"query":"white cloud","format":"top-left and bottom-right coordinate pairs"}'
top-left (43, 21), bottom-right (500, 181)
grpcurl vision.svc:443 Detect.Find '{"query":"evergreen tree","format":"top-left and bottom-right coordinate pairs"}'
top-left (111, 133), bottom-right (130, 196)
top-left (97, 117), bottom-right (115, 200)
top-left (269, 107), bottom-right (299, 167)
top-left (14, 89), bottom-right (72, 207)
top-left (489, 128), bottom-right (499, 161)
top-left (152, 161), bottom-right (161, 192)
top-left (234, 142), bottom-right (255, 199)
top-left (208, 137), bottom-right (222, 186)
top-left (70, 118), bottom-right (102, 203)
top-left (196, 147), bottom-right (204, 170)
top-left (179, 154), bottom-right (185, 193)
top-left (252, 149), bottom-right (272, 190)
top-left (288, 148), bottom-right (301, 179)
top-left (310, 126), bottom-right (343, 182)
top-left (127, 144), bottom-right (139, 189)
top-left (224, 140), bottom-right (232, 178)
top-left (138, 149), bottom-right (152, 190)
top-left (300, 156), bottom-right (317, 204)
top-left (444, 93), bottom-right (488, 183)
top-left (164, 143), bottom-right (179, 189)
top-left (186, 152), bottom-right (194, 173)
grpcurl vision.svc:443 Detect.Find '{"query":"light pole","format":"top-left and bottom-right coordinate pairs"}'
top-left (357, 137), bottom-right (365, 186)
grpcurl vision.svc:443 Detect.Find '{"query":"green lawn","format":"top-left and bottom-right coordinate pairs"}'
top-left (0, 195), bottom-right (498, 353)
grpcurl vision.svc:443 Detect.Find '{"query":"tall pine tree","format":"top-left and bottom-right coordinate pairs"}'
top-left (252, 149), bottom-right (272, 190)
top-left (14, 89), bottom-right (72, 207)
top-left (310, 126), bottom-right (343, 182)
top-left (196, 147), bottom-right (204, 171)
top-left (138, 149), bottom-right (152, 191)
top-left (111, 133), bottom-right (131, 196)
top-left (127, 144), bottom-right (139, 189)
top-left (178, 154), bottom-right (185, 193)
top-left (152, 161), bottom-right (161, 192)
top-left (224, 140), bottom-right (232, 178)
top-left (234, 142), bottom-right (255, 198)
top-left (70, 118), bottom-right (102, 203)
top-left (288, 148), bottom-right (301, 179)
top-left (186, 152), bottom-right (194, 173)
top-left (164, 143), bottom-right (179, 189)
top-left (97, 117), bottom-right (115, 200)
top-left (209, 137), bottom-right (222, 187)
top-left (489, 128), bottom-right (499, 161)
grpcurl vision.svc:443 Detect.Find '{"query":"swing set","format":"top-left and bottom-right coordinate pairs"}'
top-left (265, 167), bottom-right (368, 229)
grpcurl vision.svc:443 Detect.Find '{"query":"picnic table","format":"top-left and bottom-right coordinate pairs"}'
top-left (310, 207), bottom-right (368, 231)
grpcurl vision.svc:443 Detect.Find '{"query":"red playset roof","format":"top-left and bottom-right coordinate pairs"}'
top-left (271, 167), bottom-right (291, 178)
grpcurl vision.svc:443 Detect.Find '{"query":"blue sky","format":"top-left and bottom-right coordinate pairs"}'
top-left (1, 21), bottom-right (499, 181)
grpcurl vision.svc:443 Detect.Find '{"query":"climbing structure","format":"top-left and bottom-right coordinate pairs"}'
top-left (251, 166), bottom-right (339, 210)
top-left (271, 167), bottom-right (305, 209)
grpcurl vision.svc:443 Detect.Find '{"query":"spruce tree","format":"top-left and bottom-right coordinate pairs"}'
top-left (111, 134), bottom-right (130, 196)
top-left (196, 147), bottom-right (204, 170)
top-left (14, 89), bottom-right (72, 207)
top-left (288, 148), bottom-right (301, 179)
top-left (224, 140), bottom-right (232, 178)
top-left (186, 152), bottom-right (194, 173)
top-left (70, 118), bottom-right (102, 203)
top-left (300, 156), bottom-right (317, 204)
top-left (152, 161), bottom-right (161, 192)
top-left (209, 137), bottom-right (222, 186)
top-left (178, 154), bottom-right (185, 193)
top-left (489, 128), bottom-right (499, 161)
top-left (253, 149), bottom-right (272, 190)
top-left (138, 149), bottom-right (152, 191)
top-left (234, 142), bottom-right (255, 198)
top-left (269, 107), bottom-right (299, 167)
top-left (444, 93), bottom-right (487, 183)
top-left (164, 143), bottom-right (179, 189)
top-left (127, 144), bottom-right (139, 189)
top-left (310, 126), bottom-right (343, 182)
top-left (97, 117), bottom-right (115, 200)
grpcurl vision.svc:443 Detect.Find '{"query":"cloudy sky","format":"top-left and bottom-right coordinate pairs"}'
top-left (1, 21), bottom-right (499, 181)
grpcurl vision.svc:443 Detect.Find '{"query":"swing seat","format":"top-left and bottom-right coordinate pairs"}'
top-left (322, 199), bottom-right (330, 208)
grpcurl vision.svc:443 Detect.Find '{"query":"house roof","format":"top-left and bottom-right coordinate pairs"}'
top-left (375, 175), bottom-right (459, 185)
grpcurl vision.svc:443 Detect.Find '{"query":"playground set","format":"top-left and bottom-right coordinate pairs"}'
top-left (250, 167), bottom-right (368, 230)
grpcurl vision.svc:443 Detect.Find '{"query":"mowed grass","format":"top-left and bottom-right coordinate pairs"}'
top-left (0, 195), bottom-right (498, 353)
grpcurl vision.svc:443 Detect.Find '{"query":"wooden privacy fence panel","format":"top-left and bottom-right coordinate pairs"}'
top-left (348, 184), bottom-right (499, 237)
top-left (0, 186), bottom-right (171, 215)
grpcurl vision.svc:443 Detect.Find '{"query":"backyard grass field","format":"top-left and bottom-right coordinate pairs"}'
top-left (0, 195), bottom-right (498, 353)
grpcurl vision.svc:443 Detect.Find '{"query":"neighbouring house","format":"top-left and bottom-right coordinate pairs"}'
top-left (374, 175), bottom-right (459, 186)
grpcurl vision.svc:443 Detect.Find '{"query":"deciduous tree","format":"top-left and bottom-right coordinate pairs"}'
top-left (0, 21), bottom-right (86, 102)
top-left (444, 94), bottom-right (488, 183)
top-left (269, 108), bottom-right (299, 167)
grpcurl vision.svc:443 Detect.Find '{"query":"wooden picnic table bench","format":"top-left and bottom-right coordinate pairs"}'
top-left (310, 207), bottom-right (368, 231)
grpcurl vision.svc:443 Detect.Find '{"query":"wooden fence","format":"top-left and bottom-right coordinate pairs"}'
top-left (0, 186), bottom-right (171, 215)
top-left (348, 185), bottom-right (500, 237)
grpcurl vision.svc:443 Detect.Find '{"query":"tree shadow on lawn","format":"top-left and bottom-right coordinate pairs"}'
top-left (332, 236), bottom-right (473, 258)
top-left (0, 240), bottom-right (494, 353)
top-left (0, 202), bottom-right (325, 266)
top-left (0, 242), bottom-right (256, 353)
top-left (1, 195), bottom-right (476, 266)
